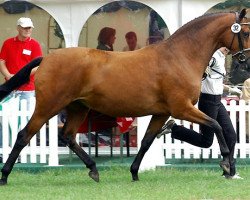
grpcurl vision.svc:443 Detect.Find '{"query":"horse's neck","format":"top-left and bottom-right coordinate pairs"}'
top-left (168, 13), bottom-right (233, 65)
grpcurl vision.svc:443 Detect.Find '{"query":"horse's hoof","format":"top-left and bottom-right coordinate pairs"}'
top-left (220, 160), bottom-right (230, 174)
top-left (131, 174), bottom-right (139, 182)
top-left (0, 178), bottom-right (7, 186)
top-left (89, 171), bottom-right (99, 182)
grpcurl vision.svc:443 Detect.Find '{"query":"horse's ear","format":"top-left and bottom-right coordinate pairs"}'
top-left (239, 8), bottom-right (247, 20)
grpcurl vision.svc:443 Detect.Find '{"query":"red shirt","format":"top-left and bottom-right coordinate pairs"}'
top-left (0, 36), bottom-right (42, 91)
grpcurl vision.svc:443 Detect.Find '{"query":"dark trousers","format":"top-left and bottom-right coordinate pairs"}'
top-left (171, 93), bottom-right (237, 175)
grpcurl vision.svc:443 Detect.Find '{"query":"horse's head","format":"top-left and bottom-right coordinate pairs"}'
top-left (227, 9), bottom-right (250, 62)
top-left (229, 55), bottom-right (250, 85)
top-left (229, 9), bottom-right (250, 85)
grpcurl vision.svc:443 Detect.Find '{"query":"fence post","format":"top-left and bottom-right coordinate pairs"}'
top-left (2, 98), bottom-right (19, 163)
top-left (137, 116), bottom-right (164, 172)
top-left (2, 102), bottom-right (9, 163)
top-left (238, 100), bottom-right (249, 158)
top-left (48, 116), bottom-right (59, 166)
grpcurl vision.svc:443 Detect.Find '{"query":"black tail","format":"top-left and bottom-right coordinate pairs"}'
top-left (0, 57), bottom-right (43, 101)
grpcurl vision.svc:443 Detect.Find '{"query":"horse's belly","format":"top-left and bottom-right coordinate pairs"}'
top-left (84, 97), bottom-right (164, 117)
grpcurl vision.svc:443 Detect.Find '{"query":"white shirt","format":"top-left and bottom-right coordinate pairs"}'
top-left (201, 50), bottom-right (226, 95)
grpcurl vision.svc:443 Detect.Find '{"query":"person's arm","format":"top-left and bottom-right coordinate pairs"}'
top-left (0, 59), bottom-right (13, 80)
top-left (224, 84), bottom-right (242, 96)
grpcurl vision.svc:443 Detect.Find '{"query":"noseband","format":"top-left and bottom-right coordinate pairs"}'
top-left (230, 12), bottom-right (250, 62)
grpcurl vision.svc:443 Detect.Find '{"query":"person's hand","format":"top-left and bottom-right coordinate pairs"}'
top-left (229, 86), bottom-right (242, 96)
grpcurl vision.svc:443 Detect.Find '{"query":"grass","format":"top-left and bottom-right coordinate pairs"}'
top-left (0, 166), bottom-right (250, 200)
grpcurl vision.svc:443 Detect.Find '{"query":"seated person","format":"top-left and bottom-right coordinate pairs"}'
top-left (123, 31), bottom-right (141, 51)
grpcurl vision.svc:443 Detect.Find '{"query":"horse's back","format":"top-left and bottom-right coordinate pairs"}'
top-left (37, 46), bottom-right (160, 83)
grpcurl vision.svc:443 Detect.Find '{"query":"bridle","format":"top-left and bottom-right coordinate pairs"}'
top-left (232, 47), bottom-right (250, 62)
top-left (230, 12), bottom-right (250, 62)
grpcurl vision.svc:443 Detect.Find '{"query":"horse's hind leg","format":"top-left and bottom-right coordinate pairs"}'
top-left (130, 115), bottom-right (169, 181)
top-left (58, 101), bottom-right (99, 182)
top-left (0, 114), bottom-right (47, 185)
top-left (173, 102), bottom-right (230, 172)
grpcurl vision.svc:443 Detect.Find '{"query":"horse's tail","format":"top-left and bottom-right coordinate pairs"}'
top-left (0, 57), bottom-right (43, 101)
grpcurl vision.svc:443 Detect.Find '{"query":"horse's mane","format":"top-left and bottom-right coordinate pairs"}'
top-left (168, 11), bottom-right (233, 40)
top-left (145, 11), bottom-right (235, 48)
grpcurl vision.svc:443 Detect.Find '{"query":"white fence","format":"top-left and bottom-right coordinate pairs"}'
top-left (1, 97), bottom-right (250, 170)
top-left (0, 97), bottom-right (59, 166)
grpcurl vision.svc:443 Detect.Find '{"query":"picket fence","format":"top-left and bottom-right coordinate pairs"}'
top-left (1, 97), bottom-right (250, 170)
top-left (0, 97), bottom-right (60, 165)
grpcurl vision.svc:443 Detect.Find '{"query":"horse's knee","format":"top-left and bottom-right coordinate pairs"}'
top-left (209, 120), bottom-right (222, 133)
top-left (15, 129), bottom-right (29, 149)
top-left (58, 132), bottom-right (69, 146)
top-left (58, 129), bottom-right (76, 147)
top-left (62, 136), bottom-right (76, 149)
top-left (67, 137), bottom-right (77, 148)
top-left (202, 140), bottom-right (213, 148)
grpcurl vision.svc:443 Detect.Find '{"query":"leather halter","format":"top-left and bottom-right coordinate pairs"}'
top-left (231, 12), bottom-right (250, 62)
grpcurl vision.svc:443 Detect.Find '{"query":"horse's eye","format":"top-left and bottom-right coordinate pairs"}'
top-left (243, 32), bottom-right (250, 38)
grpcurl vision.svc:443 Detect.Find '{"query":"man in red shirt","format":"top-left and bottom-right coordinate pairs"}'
top-left (0, 17), bottom-right (42, 108)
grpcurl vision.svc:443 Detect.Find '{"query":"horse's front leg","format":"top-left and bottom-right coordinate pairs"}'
top-left (175, 104), bottom-right (230, 173)
top-left (130, 115), bottom-right (168, 181)
top-left (0, 127), bottom-right (31, 185)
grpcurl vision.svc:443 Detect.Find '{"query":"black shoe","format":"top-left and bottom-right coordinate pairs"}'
top-left (157, 119), bottom-right (175, 138)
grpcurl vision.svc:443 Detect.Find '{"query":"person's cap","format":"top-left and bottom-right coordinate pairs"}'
top-left (17, 17), bottom-right (34, 28)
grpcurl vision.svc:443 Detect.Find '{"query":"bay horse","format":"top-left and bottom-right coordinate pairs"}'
top-left (0, 9), bottom-right (250, 185)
